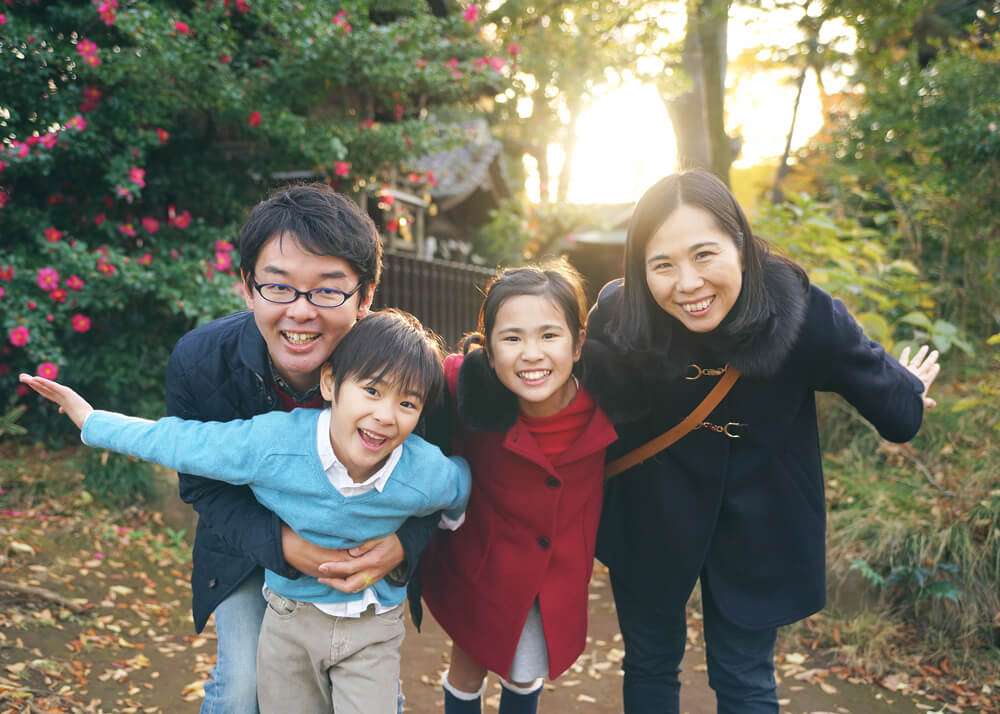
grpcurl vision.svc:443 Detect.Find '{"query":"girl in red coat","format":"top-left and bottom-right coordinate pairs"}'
top-left (420, 261), bottom-right (618, 714)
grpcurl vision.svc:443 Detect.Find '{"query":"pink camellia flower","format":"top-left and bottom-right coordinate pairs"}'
top-left (213, 251), bottom-right (233, 272)
top-left (0, 190), bottom-right (8, 209)
top-left (334, 161), bottom-right (351, 177)
top-left (137, 252), bottom-right (153, 266)
top-left (0, 14), bottom-right (6, 26)
top-left (118, 223), bottom-right (137, 237)
top-left (66, 275), bottom-right (85, 291)
top-left (141, 216), bottom-right (160, 234)
top-left (168, 207), bottom-right (192, 229)
top-left (0, 160), bottom-right (7, 172)
top-left (44, 226), bottom-right (63, 243)
top-left (36, 267), bottom-right (61, 292)
top-left (473, 57), bottom-right (488, 71)
top-left (71, 314), bottom-right (92, 333)
top-left (26, 136), bottom-right (40, 148)
top-left (96, 258), bottom-right (117, 276)
top-left (8, 326), bottom-right (30, 348)
top-left (66, 114), bottom-right (87, 131)
top-left (174, 20), bottom-right (191, 34)
top-left (45, 313), bottom-right (55, 323)
top-left (215, 240), bottom-right (234, 252)
top-left (247, 111), bottom-right (261, 128)
top-left (10, 140), bottom-right (29, 159)
top-left (331, 10), bottom-right (351, 32)
top-left (40, 132), bottom-right (59, 150)
top-left (463, 4), bottom-right (479, 23)
top-left (488, 56), bottom-right (506, 72)
top-left (0, 286), bottom-right (5, 299)
top-left (235, 0), bottom-right (250, 13)
top-left (507, 42), bottom-right (522, 56)
top-left (94, 212), bottom-right (106, 227)
top-left (156, 127), bottom-right (170, 144)
top-left (50, 288), bottom-right (67, 303)
top-left (26, 300), bottom-right (37, 311)
top-left (219, 54), bottom-right (232, 64)
top-left (129, 166), bottom-right (146, 188)
top-left (359, 118), bottom-right (375, 130)
top-left (115, 185), bottom-right (132, 199)
top-left (36, 362), bottom-right (59, 380)
top-left (95, 0), bottom-right (119, 26)
top-left (0, 265), bottom-right (12, 282)
top-left (77, 38), bottom-right (98, 57)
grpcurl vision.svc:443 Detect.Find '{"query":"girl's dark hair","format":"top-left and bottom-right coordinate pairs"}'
top-left (474, 259), bottom-right (589, 355)
top-left (612, 169), bottom-right (806, 352)
top-left (327, 309), bottom-right (445, 407)
top-left (239, 183), bottom-right (383, 302)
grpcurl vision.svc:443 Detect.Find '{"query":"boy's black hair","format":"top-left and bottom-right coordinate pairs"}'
top-left (239, 183), bottom-right (383, 301)
top-left (327, 309), bottom-right (445, 408)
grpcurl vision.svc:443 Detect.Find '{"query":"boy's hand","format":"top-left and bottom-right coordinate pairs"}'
top-left (18, 373), bottom-right (94, 429)
top-left (899, 344), bottom-right (941, 409)
top-left (316, 534), bottom-right (404, 593)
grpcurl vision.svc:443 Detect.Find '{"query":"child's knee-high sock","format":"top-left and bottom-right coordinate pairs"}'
top-left (443, 670), bottom-right (484, 714)
top-left (499, 678), bottom-right (543, 714)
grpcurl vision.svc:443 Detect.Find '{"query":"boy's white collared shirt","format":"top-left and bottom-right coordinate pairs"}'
top-left (309, 408), bottom-right (402, 618)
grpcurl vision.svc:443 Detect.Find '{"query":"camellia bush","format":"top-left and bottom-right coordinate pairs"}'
top-left (1, 0), bottom-right (509, 439)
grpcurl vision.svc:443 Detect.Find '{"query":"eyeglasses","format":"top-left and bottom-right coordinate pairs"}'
top-left (252, 278), bottom-right (362, 309)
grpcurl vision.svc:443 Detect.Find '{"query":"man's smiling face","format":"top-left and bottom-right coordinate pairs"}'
top-left (243, 232), bottom-right (373, 393)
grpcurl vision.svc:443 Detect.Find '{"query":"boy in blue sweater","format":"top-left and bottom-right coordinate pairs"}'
top-left (20, 309), bottom-right (470, 714)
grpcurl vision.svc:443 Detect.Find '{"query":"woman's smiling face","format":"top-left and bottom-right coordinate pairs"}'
top-left (644, 203), bottom-right (743, 333)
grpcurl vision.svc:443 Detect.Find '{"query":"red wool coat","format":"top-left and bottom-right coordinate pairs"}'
top-left (420, 352), bottom-right (617, 680)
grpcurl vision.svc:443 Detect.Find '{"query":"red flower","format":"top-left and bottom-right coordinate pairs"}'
top-left (248, 111), bottom-right (261, 128)
top-left (235, 0), bottom-right (250, 13)
top-left (156, 127), bottom-right (170, 144)
top-left (94, 212), bottom-right (106, 227)
top-left (97, 258), bottom-right (117, 276)
top-left (10, 141), bottom-right (29, 158)
top-left (95, 0), bottom-right (118, 26)
top-left (0, 161), bottom-right (7, 172)
top-left (507, 42), bottom-right (522, 56)
top-left (331, 10), bottom-right (352, 32)
top-left (0, 286), bottom-right (5, 299)
top-left (386, 218), bottom-right (399, 234)
top-left (26, 300), bottom-right (37, 311)
top-left (71, 314), bottom-right (92, 333)
top-left (8, 326), bottom-right (29, 348)
top-left (463, 5), bottom-right (479, 23)
top-left (0, 14), bottom-right (6, 26)
top-left (80, 85), bottom-right (102, 112)
top-left (44, 226), bottom-right (63, 243)
top-left (141, 216), bottom-right (160, 234)
top-left (118, 223), bottom-right (137, 237)
top-left (219, 54), bottom-right (232, 64)
top-left (488, 56), bottom-right (505, 72)
top-left (40, 132), bottom-right (59, 150)
top-left (215, 240), bottom-right (235, 252)
top-left (174, 20), bottom-right (191, 34)
top-left (129, 166), bottom-right (146, 188)
top-left (36, 362), bottom-right (59, 380)
top-left (168, 207), bottom-right (192, 229)
top-left (394, 103), bottom-right (405, 121)
top-left (48, 193), bottom-right (65, 206)
top-left (213, 251), bottom-right (233, 272)
top-left (359, 118), bottom-right (375, 130)
top-left (46, 314), bottom-right (55, 323)
top-left (0, 265), bottom-right (12, 282)
top-left (334, 161), bottom-right (351, 177)
top-left (36, 267), bottom-right (60, 292)
top-left (137, 253), bottom-right (153, 266)
top-left (66, 275), bottom-right (85, 291)
top-left (76, 38), bottom-right (101, 66)
top-left (50, 288), bottom-right (68, 303)
top-left (0, 190), bottom-right (7, 209)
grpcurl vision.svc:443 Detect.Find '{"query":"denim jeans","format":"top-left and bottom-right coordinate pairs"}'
top-left (610, 571), bottom-right (778, 714)
top-left (199, 570), bottom-right (407, 714)
top-left (201, 570), bottom-right (266, 714)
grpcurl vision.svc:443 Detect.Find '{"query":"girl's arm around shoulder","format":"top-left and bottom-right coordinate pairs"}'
top-left (799, 286), bottom-right (925, 443)
top-left (82, 409), bottom-right (299, 485)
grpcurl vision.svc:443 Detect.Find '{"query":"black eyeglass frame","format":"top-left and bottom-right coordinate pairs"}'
top-left (251, 278), bottom-right (363, 309)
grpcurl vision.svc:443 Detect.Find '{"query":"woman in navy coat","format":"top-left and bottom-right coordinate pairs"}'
top-left (582, 170), bottom-right (940, 714)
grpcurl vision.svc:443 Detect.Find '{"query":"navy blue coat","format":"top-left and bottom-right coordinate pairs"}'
top-left (165, 311), bottom-right (436, 632)
top-left (583, 258), bottom-right (925, 629)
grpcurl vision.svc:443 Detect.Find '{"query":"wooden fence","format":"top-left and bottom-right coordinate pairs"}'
top-left (373, 251), bottom-right (495, 349)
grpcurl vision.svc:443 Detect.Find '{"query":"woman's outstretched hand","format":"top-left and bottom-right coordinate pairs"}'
top-left (18, 374), bottom-right (94, 429)
top-left (899, 345), bottom-right (941, 410)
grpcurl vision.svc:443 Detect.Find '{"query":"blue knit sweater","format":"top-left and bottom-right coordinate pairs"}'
top-left (82, 408), bottom-right (470, 609)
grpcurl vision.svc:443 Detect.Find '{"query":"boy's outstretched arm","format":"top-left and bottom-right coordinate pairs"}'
top-left (18, 374), bottom-right (94, 428)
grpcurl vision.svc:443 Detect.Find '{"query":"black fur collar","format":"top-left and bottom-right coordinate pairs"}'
top-left (456, 347), bottom-right (520, 432)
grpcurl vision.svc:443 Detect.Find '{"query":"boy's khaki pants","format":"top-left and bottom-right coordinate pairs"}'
top-left (256, 588), bottom-right (405, 714)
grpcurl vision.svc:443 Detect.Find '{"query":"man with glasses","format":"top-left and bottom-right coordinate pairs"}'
top-left (166, 183), bottom-right (432, 713)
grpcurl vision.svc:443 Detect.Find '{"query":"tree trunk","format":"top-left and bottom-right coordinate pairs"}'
top-left (771, 63), bottom-right (808, 202)
top-left (556, 106), bottom-right (581, 204)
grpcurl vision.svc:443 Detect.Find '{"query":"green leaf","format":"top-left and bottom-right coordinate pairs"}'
top-left (987, 333), bottom-right (1000, 346)
top-left (900, 312), bottom-right (933, 329)
top-left (950, 397), bottom-right (981, 413)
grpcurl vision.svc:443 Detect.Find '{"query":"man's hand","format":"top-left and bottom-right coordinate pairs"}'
top-left (899, 344), bottom-right (941, 410)
top-left (316, 533), bottom-right (405, 593)
top-left (281, 525), bottom-right (360, 579)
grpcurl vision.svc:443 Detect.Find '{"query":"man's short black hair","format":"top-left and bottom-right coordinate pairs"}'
top-left (327, 309), bottom-right (445, 408)
top-left (239, 183), bottom-right (383, 301)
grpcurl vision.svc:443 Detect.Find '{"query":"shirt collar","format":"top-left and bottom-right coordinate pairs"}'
top-left (269, 355), bottom-right (322, 404)
top-left (316, 408), bottom-right (401, 493)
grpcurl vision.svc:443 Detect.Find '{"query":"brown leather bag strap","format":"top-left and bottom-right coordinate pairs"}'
top-left (605, 366), bottom-right (741, 479)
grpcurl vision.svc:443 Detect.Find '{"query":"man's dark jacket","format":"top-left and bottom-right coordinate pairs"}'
top-left (582, 258), bottom-right (925, 629)
top-left (165, 311), bottom-right (434, 632)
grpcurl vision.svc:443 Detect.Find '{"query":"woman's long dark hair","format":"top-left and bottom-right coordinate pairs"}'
top-left (610, 169), bottom-right (805, 354)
